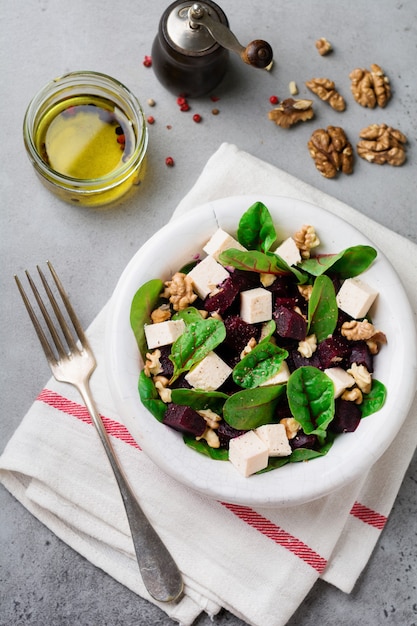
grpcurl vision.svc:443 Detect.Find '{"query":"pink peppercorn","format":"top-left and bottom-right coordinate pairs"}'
top-left (147, 116), bottom-right (155, 124)
top-left (180, 103), bottom-right (190, 112)
top-left (165, 156), bottom-right (174, 167)
top-left (269, 95), bottom-right (279, 105)
top-left (143, 55), bottom-right (152, 68)
top-left (176, 96), bottom-right (187, 106)
top-left (192, 114), bottom-right (202, 123)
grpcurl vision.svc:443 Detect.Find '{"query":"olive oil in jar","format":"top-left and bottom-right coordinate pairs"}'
top-left (35, 95), bottom-right (136, 180)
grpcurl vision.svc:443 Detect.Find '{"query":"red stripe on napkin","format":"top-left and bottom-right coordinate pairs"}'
top-left (221, 502), bottom-right (328, 573)
top-left (349, 501), bottom-right (387, 530)
top-left (37, 388), bottom-right (141, 450)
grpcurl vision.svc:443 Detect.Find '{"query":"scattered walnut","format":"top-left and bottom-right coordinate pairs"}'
top-left (289, 81), bottom-right (299, 96)
top-left (268, 98), bottom-right (314, 128)
top-left (240, 337), bottom-right (257, 359)
top-left (298, 334), bottom-right (317, 358)
top-left (197, 409), bottom-right (222, 429)
top-left (297, 284), bottom-right (313, 301)
top-left (366, 330), bottom-right (388, 355)
top-left (280, 417), bottom-right (301, 439)
top-left (308, 126), bottom-right (354, 178)
top-left (349, 64), bottom-right (391, 108)
top-left (197, 427), bottom-right (220, 448)
top-left (347, 363), bottom-right (372, 394)
top-left (357, 124), bottom-right (407, 166)
top-left (162, 272), bottom-right (197, 311)
top-left (260, 272), bottom-right (276, 288)
top-left (315, 37), bottom-right (332, 56)
top-left (144, 350), bottom-right (163, 377)
top-left (341, 319), bottom-right (376, 341)
top-left (154, 377), bottom-right (172, 403)
top-left (341, 387), bottom-right (363, 404)
top-left (294, 225), bottom-right (320, 259)
top-left (305, 78), bottom-right (346, 111)
top-left (151, 304), bottom-right (171, 323)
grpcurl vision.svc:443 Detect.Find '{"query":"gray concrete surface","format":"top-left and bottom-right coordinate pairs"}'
top-left (1, 1), bottom-right (416, 625)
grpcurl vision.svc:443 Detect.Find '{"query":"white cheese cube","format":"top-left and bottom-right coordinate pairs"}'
top-left (240, 287), bottom-right (272, 324)
top-left (144, 319), bottom-right (186, 349)
top-left (188, 255), bottom-right (230, 300)
top-left (260, 361), bottom-right (291, 386)
top-left (229, 430), bottom-right (269, 477)
top-left (274, 237), bottom-right (301, 266)
top-left (336, 278), bottom-right (378, 319)
top-left (185, 351), bottom-right (232, 391)
top-left (255, 424), bottom-right (292, 457)
top-left (324, 367), bottom-right (356, 398)
top-left (203, 228), bottom-right (246, 260)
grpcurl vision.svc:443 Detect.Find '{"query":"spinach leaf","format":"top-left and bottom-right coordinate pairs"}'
top-left (173, 306), bottom-right (205, 325)
top-left (219, 248), bottom-right (307, 283)
top-left (308, 275), bottom-right (338, 342)
top-left (260, 319), bottom-right (276, 343)
top-left (130, 279), bottom-right (164, 359)
top-left (233, 342), bottom-right (289, 388)
top-left (287, 366), bottom-right (335, 440)
top-left (259, 434), bottom-right (335, 472)
top-left (171, 388), bottom-right (228, 414)
top-left (138, 371), bottom-right (166, 422)
top-left (169, 317), bottom-right (226, 382)
top-left (299, 245), bottom-right (377, 278)
top-left (237, 201), bottom-right (277, 252)
top-left (223, 385), bottom-right (286, 430)
top-left (183, 435), bottom-right (229, 460)
top-left (360, 379), bottom-right (387, 417)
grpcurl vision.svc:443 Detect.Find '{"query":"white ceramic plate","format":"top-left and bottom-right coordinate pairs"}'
top-left (105, 195), bottom-right (416, 507)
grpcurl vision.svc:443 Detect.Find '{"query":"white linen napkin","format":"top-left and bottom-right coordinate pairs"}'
top-left (1, 143), bottom-right (416, 626)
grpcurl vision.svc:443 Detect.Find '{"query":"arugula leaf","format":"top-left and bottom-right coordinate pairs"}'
top-left (299, 245), bottom-right (377, 278)
top-left (138, 371), bottom-right (166, 422)
top-left (130, 279), bottom-right (164, 359)
top-left (287, 366), bottom-right (335, 440)
top-left (308, 275), bottom-right (338, 342)
top-left (171, 388), bottom-right (228, 414)
top-left (169, 317), bottom-right (226, 382)
top-left (360, 379), bottom-right (387, 417)
top-left (237, 201), bottom-right (277, 252)
top-left (232, 342), bottom-right (289, 388)
top-left (223, 385), bottom-right (286, 430)
top-left (183, 435), bottom-right (229, 460)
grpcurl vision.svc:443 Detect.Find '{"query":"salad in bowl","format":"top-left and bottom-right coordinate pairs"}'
top-left (106, 196), bottom-right (415, 506)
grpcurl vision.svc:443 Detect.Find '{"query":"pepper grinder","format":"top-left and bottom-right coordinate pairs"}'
top-left (151, 1), bottom-right (273, 97)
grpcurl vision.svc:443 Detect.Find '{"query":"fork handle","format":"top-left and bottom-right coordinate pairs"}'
top-left (77, 379), bottom-right (183, 603)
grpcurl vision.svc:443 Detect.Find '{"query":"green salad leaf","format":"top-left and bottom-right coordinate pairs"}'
top-left (233, 342), bottom-right (289, 389)
top-left (308, 275), bottom-right (338, 342)
top-left (130, 279), bottom-right (163, 359)
top-left (361, 379), bottom-right (387, 417)
top-left (171, 388), bottom-right (228, 414)
top-left (169, 317), bottom-right (226, 383)
top-left (299, 245), bottom-right (377, 278)
top-left (237, 201), bottom-right (277, 252)
top-left (183, 435), bottom-right (229, 460)
top-left (223, 385), bottom-right (286, 430)
top-left (138, 371), bottom-right (166, 422)
top-left (287, 366), bottom-right (335, 441)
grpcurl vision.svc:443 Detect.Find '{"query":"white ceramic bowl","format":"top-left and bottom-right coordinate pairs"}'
top-left (105, 195), bottom-right (417, 507)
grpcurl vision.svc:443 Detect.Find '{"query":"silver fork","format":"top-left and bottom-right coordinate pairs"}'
top-left (14, 261), bottom-right (183, 603)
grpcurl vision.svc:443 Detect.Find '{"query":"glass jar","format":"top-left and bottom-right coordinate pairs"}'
top-left (23, 71), bottom-right (148, 207)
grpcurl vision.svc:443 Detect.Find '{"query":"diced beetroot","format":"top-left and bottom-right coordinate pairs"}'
top-left (217, 421), bottom-right (247, 448)
top-left (163, 403), bottom-right (206, 436)
top-left (265, 274), bottom-right (294, 296)
top-left (290, 431), bottom-right (318, 450)
top-left (288, 349), bottom-right (322, 372)
top-left (318, 336), bottom-right (351, 369)
top-left (223, 315), bottom-right (259, 353)
top-left (329, 399), bottom-right (361, 433)
top-left (274, 305), bottom-right (307, 340)
top-left (274, 296), bottom-right (303, 310)
top-left (349, 341), bottom-right (374, 373)
top-left (156, 345), bottom-right (174, 378)
top-left (204, 275), bottom-right (238, 314)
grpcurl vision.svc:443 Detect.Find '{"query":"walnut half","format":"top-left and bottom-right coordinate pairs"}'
top-left (308, 126), bottom-right (354, 178)
top-left (357, 124), bottom-right (407, 166)
top-left (349, 64), bottom-right (391, 108)
top-left (305, 78), bottom-right (346, 112)
top-left (315, 37), bottom-right (332, 56)
top-left (268, 98), bottom-right (314, 128)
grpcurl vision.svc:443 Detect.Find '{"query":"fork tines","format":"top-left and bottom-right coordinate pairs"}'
top-left (15, 262), bottom-right (88, 364)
